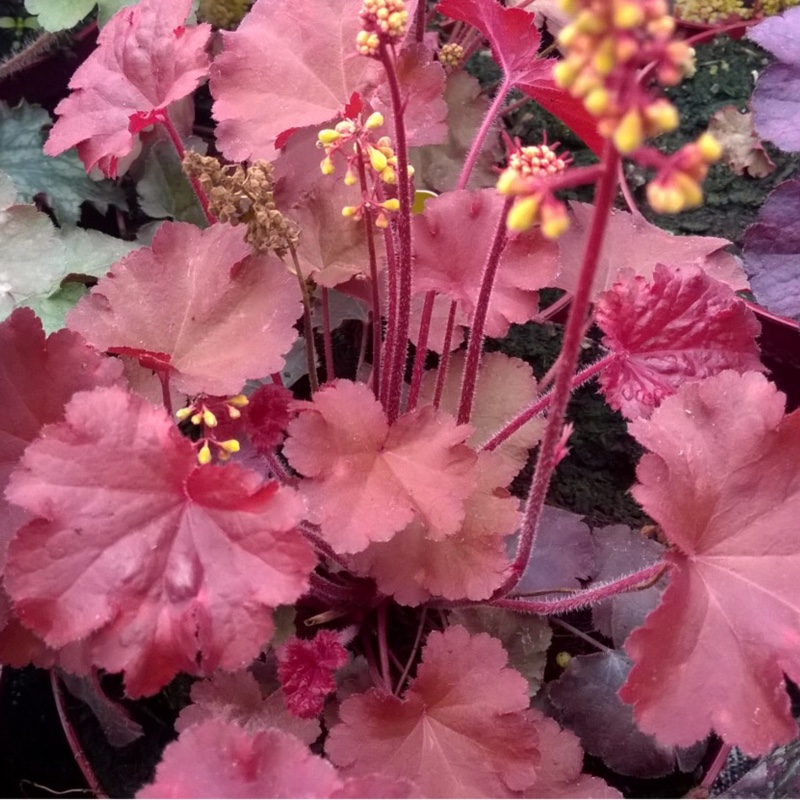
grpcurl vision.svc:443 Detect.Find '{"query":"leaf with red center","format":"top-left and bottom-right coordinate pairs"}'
top-left (210, 0), bottom-right (382, 162)
top-left (44, 0), bottom-right (211, 177)
top-left (556, 204), bottom-right (749, 298)
top-left (350, 451), bottom-right (519, 604)
top-left (5, 386), bottom-right (316, 697)
top-left (412, 189), bottom-right (558, 340)
top-left (0, 308), bottom-right (122, 563)
top-left (326, 625), bottom-right (540, 796)
top-left (595, 264), bottom-right (763, 420)
top-left (437, 0), bottom-right (544, 87)
top-left (176, 670), bottom-right (321, 744)
top-left (283, 381), bottom-right (477, 554)
top-left (138, 721), bottom-right (342, 798)
top-left (619, 371), bottom-right (800, 755)
top-left (277, 630), bottom-right (349, 719)
top-left (67, 221), bottom-right (301, 397)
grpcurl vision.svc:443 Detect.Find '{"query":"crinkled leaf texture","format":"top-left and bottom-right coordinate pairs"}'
top-left (743, 177), bottom-right (800, 322)
top-left (67, 221), bottom-right (301, 396)
top-left (620, 371), bottom-right (800, 756)
top-left (44, 0), bottom-right (211, 177)
top-left (556, 204), bottom-right (749, 298)
top-left (138, 721), bottom-right (342, 798)
top-left (349, 451), bottom-right (518, 604)
top-left (548, 651), bottom-right (706, 779)
top-left (283, 381), bottom-right (477, 554)
top-left (326, 625), bottom-right (541, 797)
top-left (5, 386), bottom-right (316, 697)
top-left (210, 0), bottom-right (382, 161)
top-left (748, 7), bottom-right (800, 152)
top-left (412, 190), bottom-right (558, 345)
top-left (595, 264), bottom-right (763, 420)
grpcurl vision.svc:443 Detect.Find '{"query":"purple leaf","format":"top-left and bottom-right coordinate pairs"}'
top-left (548, 651), bottom-right (707, 778)
top-left (743, 178), bottom-right (800, 322)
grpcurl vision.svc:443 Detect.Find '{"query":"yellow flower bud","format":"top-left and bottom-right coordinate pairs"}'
top-left (191, 412), bottom-right (203, 426)
top-left (365, 111), bottom-right (384, 129)
top-left (613, 2), bottom-right (645, 29)
top-left (342, 205), bottom-right (359, 217)
top-left (613, 108), bottom-right (643, 154)
top-left (176, 407), bottom-right (193, 421)
top-left (584, 87), bottom-right (611, 116)
top-left (228, 407), bottom-right (242, 420)
top-left (540, 203), bottom-right (569, 239)
top-left (320, 156), bottom-right (335, 175)
top-left (644, 100), bottom-right (679, 135)
top-left (507, 195), bottom-right (541, 232)
top-left (219, 439), bottom-right (241, 454)
top-left (344, 168), bottom-right (357, 186)
top-left (381, 198), bottom-right (400, 211)
top-left (673, 172), bottom-right (703, 208)
top-left (375, 211), bottom-right (390, 228)
top-left (318, 129), bottom-right (341, 144)
top-left (368, 146), bottom-right (388, 172)
top-left (380, 166), bottom-right (396, 184)
top-left (554, 60), bottom-right (579, 88)
top-left (647, 182), bottom-right (685, 214)
top-left (593, 39), bottom-right (616, 76)
top-left (575, 9), bottom-right (606, 34)
top-left (496, 168), bottom-right (521, 195)
top-left (197, 442), bottom-right (212, 465)
top-left (202, 409), bottom-right (217, 427)
top-left (228, 394), bottom-right (249, 408)
top-left (697, 132), bottom-right (722, 163)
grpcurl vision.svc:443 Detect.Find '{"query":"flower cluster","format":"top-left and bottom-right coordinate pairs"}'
top-left (496, 141), bottom-right (572, 238)
top-left (197, 0), bottom-right (252, 28)
top-left (183, 152), bottom-right (299, 256)
top-left (554, 0), bottom-right (695, 154)
top-left (356, 0), bottom-right (408, 55)
top-left (673, 0), bottom-right (752, 22)
top-left (439, 42), bottom-right (466, 68)
top-left (317, 110), bottom-right (410, 227)
top-left (176, 394), bottom-right (249, 464)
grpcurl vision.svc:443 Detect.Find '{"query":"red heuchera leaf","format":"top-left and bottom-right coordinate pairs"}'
top-left (326, 625), bottom-right (540, 796)
top-left (595, 264), bottom-right (763, 420)
top-left (44, 0), bottom-right (210, 177)
top-left (437, 0), bottom-right (544, 86)
top-left (332, 775), bottom-right (417, 798)
top-left (210, 0), bottom-right (382, 162)
top-left (556, 204), bottom-right (749, 298)
top-left (283, 380), bottom-right (477, 554)
top-left (620, 371), bottom-right (800, 756)
top-left (176, 670), bottom-right (321, 744)
top-left (5, 386), bottom-right (316, 697)
top-left (243, 384), bottom-right (295, 456)
top-left (137, 720), bottom-right (342, 799)
top-left (412, 189), bottom-right (558, 342)
top-left (349, 451), bottom-right (519, 604)
top-left (67, 222), bottom-right (301, 397)
top-left (277, 630), bottom-right (349, 719)
top-left (548, 652), bottom-right (706, 779)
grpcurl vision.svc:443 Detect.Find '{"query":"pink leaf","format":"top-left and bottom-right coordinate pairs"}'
top-left (242, 384), bottom-right (295, 456)
top-left (277, 631), bottom-right (349, 719)
top-left (437, 0), bottom-right (543, 86)
top-left (412, 189), bottom-right (558, 342)
top-left (595, 264), bottom-right (763, 420)
top-left (556, 204), bottom-right (749, 299)
top-left (67, 222), bottom-right (301, 397)
top-left (5, 386), bottom-right (316, 697)
top-left (138, 721), bottom-right (342, 798)
top-left (44, 0), bottom-right (211, 177)
top-left (620, 371), bottom-right (800, 756)
top-left (283, 381), bottom-right (477, 554)
top-left (176, 670), bottom-right (321, 745)
top-left (210, 0), bottom-right (382, 161)
top-left (326, 625), bottom-right (540, 796)
top-left (350, 451), bottom-right (519, 604)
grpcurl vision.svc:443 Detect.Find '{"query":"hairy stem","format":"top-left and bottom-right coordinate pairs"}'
top-left (407, 291), bottom-right (436, 412)
top-left (320, 287), bottom-right (336, 382)
top-left (288, 244), bottom-right (319, 393)
top-left (395, 607), bottom-right (428, 694)
top-left (433, 301), bottom-right (458, 407)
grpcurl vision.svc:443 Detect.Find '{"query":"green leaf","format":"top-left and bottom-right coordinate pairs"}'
top-left (24, 0), bottom-right (96, 31)
top-left (97, 0), bottom-right (140, 26)
top-left (136, 141), bottom-right (206, 226)
top-left (0, 198), bottom-right (136, 323)
top-left (0, 101), bottom-right (126, 224)
top-left (25, 283), bottom-right (89, 334)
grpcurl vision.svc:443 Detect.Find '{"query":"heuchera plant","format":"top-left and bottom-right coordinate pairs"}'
top-left (1, 0), bottom-right (800, 795)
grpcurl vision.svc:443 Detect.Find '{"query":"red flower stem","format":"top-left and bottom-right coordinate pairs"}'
top-left (617, 158), bottom-right (645, 220)
top-left (321, 287), bottom-right (336, 382)
top-left (534, 292), bottom-right (572, 323)
top-left (288, 244), bottom-right (319, 393)
top-left (394, 607), bottom-right (428, 694)
top-left (298, 521), bottom-right (351, 571)
top-left (158, 112), bottom-right (216, 226)
top-left (377, 601), bottom-right (393, 692)
top-left (263, 450), bottom-right (298, 487)
top-left (503, 142), bottom-right (620, 593)
top-left (490, 561), bottom-right (668, 614)
top-left (700, 742), bottom-right (734, 792)
top-left (406, 291), bottom-right (436, 412)
top-left (414, 0), bottom-right (427, 43)
top-left (481, 353), bottom-right (617, 451)
top-left (355, 143), bottom-right (382, 398)
top-left (379, 42), bottom-right (414, 423)
top-left (433, 300), bottom-right (458, 407)
top-left (457, 197), bottom-right (512, 424)
top-left (308, 572), bottom-right (359, 605)
top-left (458, 77), bottom-right (512, 190)
top-left (379, 210), bottom-right (399, 408)
top-left (50, 671), bottom-right (107, 798)
top-left (270, 372), bottom-right (285, 387)
top-left (360, 631), bottom-right (385, 688)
